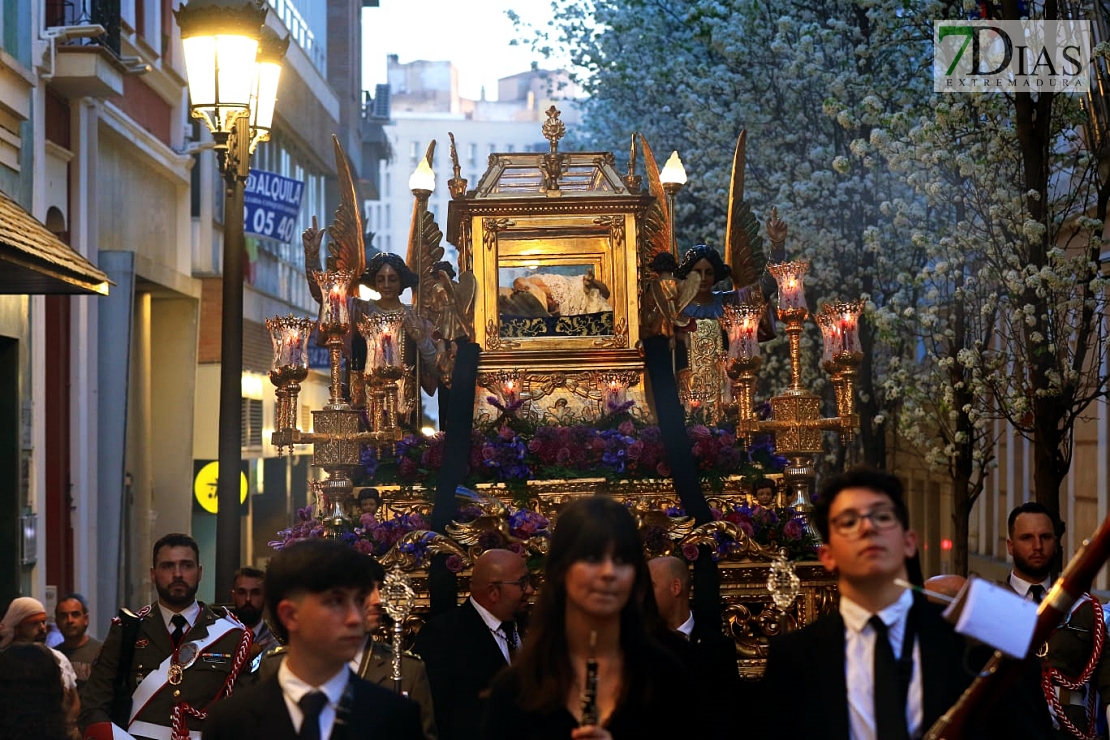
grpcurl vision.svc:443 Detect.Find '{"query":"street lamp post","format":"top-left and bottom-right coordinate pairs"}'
top-left (175, 0), bottom-right (286, 597)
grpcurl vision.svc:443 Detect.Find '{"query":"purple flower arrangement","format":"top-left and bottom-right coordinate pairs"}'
top-left (664, 502), bottom-right (820, 562)
top-left (270, 500), bottom-right (553, 565)
top-left (358, 412), bottom-right (785, 491)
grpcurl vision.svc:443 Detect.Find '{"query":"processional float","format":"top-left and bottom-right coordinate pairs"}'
top-left (265, 109), bottom-right (870, 680)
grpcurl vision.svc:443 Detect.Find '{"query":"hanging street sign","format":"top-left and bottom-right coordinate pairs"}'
top-left (244, 169), bottom-right (305, 242)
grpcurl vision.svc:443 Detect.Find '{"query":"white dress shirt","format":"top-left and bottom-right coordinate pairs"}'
top-left (157, 601), bottom-right (201, 634)
top-left (676, 611), bottom-right (695, 639)
top-left (1009, 572), bottom-right (1052, 601)
top-left (278, 659), bottom-right (350, 739)
top-left (840, 589), bottom-right (924, 740)
top-left (470, 596), bottom-right (513, 663)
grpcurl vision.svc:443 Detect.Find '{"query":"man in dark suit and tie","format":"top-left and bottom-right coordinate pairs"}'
top-left (760, 467), bottom-right (1051, 740)
top-left (1006, 502), bottom-right (1110, 739)
top-left (648, 555), bottom-right (740, 736)
top-left (202, 539), bottom-right (422, 740)
top-left (413, 549), bottom-right (534, 740)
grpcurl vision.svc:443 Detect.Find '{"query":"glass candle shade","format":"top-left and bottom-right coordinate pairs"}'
top-left (721, 302), bottom-right (765, 363)
top-left (314, 270), bottom-right (354, 335)
top-left (768, 260), bottom-right (809, 313)
top-left (357, 311), bottom-right (406, 377)
top-left (266, 315), bottom-right (313, 384)
top-left (821, 299), bottom-right (864, 358)
top-left (816, 307), bottom-right (841, 366)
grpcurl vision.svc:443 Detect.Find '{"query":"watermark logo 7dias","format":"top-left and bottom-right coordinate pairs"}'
top-left (934, 20), bottom-right (1092, 93)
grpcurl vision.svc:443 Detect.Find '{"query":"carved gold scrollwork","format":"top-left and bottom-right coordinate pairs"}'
top-left (593, 317), bottom-right (629, 348)
top-left (723, 601), bottom-right (798, 661)
top-left (459, 220), bottom-right (473, 272)
top-left (482, 217), bottom-right (515, 251)
top-left (485, 318), bottom-right (519, 350)
top-left (523, 373), bottom-right (568, 404)
top-left (593, 215), bottom-right (626, 252)
top-left (379, 531), bottom-right (471, 572)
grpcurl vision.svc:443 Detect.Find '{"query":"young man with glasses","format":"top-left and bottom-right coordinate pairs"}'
top-left (413, 549), bottom-right (534, 740)
top-left (759, 467), bottom-right (1051, 740)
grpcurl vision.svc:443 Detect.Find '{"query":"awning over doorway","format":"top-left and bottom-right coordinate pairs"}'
top-left (0, 188), bottom-right (111, 295)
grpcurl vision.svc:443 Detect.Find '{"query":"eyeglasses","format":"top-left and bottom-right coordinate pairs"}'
top-left (829, 506), bottom-right (902, 538)
top-left (492, 575), bottom-right (533, 590)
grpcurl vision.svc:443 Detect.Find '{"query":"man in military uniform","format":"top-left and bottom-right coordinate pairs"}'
top-left (229, 566), bottom-right (277, 660)
top-left (1006, 502), bottom-right (1110, 739)
top-left (79, 533), bottom-right (251, 740)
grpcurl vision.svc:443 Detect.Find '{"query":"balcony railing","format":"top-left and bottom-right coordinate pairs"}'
top-left (266, 0), bottom-right (325, 74)
top-left (44, 0), bottom-right (121, 57)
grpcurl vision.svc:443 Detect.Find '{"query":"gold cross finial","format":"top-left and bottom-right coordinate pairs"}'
top-left (542, 106), bottom-right (565, 154)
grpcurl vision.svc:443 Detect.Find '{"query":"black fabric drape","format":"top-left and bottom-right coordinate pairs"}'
top-left (641, 335), bottom-right (720, 621)
top-left (428, 340), bottom-right (480, 616)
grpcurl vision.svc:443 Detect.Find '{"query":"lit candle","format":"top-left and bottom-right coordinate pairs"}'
top-left (504, 380), bottom-right (517, 403)
top-left (606, 379), bottom-right (624, 406)
top-left (741, 315), bottom-right (757, 358)
top-left (328, 285), bottom-right (344, 324)
top-left (285, 329), bottom-right (301, 367)
top-left (381, 332), bottom-right (394, 367)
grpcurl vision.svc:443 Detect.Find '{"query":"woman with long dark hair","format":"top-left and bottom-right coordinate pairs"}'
top-left (0, 643), bottom-right (76, 740)
top-left (481, 496), bottom-right (690, 740)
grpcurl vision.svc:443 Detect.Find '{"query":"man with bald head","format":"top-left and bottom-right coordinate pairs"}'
top-left (649, 556), bottom-right (741, 736)
top-left (413, 549), bottom-right (534, 740)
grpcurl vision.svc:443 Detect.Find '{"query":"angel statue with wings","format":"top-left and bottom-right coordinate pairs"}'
top-left (638, 132), bottom-right (784, 425)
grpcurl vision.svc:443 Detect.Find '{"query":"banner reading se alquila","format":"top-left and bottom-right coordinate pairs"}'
top-left (244, 169), bottom-right (305, 242)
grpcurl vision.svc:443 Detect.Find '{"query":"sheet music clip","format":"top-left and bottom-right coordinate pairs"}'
top-left (942, 576), bottom-right (1038, 659)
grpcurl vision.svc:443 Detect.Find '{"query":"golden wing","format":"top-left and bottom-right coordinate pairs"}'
top-left (674, 273), bottom-right (701, 318)
top-left (724, 131), bottom-right (766, 290)
top-left (325, 135), bottom-right (365, 291)
top-left (638, 133), bottom-right (673, 266)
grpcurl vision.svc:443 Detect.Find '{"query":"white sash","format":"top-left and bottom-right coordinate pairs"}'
top-left (128, 617), bottom-right (240, 725)
top-left (126, 721), bottom-right (201, 740)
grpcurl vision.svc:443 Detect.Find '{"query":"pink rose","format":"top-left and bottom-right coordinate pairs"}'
top-left (682, 543), bottom-right (700, 561)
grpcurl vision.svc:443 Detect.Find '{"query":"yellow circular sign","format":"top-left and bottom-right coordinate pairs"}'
top-left (193, 462), bottom-right (248, 514)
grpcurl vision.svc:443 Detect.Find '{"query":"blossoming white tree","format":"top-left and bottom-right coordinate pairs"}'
top-left (517, 0), bottom-right (948, 471)
top-left (519, 0), bottom-right (1110, 571)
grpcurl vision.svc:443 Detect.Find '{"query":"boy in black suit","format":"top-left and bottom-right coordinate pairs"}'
top-left (203, 539), bottom-right (422, 740)
top-left (759, 467), bottom-right (1050, 740)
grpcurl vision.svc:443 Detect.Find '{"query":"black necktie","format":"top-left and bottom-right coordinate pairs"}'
top-left (298, 691), bottom-right (328, 740)
top-left (1029, 584), bottom-right (1046, 604)
top-left (501, 621), bottom-right (518, 659)
top-left (869, 615), bottom-right (909, 740)
top-left (170, 614), bottom-right (188, 648)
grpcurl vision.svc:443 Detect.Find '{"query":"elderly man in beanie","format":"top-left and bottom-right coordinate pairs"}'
top-left (2, 596), bottom-right (80, 725)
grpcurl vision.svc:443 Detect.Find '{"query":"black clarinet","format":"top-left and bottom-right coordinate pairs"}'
top-left (580, 630), bottom-right (599, 726)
